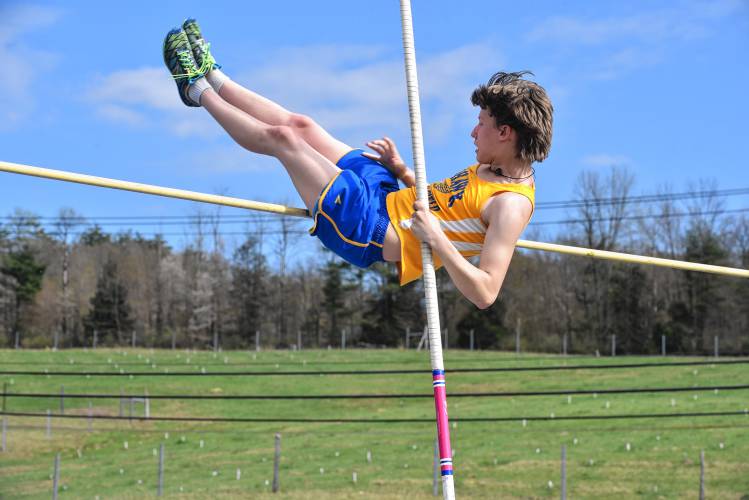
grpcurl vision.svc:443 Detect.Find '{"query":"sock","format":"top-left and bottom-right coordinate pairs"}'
top-left (187, 77), bottom-right (211, 106)
top-left (206, 69), bottom-right (229, 94)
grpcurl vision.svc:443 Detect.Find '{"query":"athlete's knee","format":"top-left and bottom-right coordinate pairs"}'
top-left (265, 125), bottom-right (302, 150)
top-left (287, 113), bottom-right (318, 132)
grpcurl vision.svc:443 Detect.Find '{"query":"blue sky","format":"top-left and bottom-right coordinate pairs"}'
top-left (1, 0), bottom-right (747, 258)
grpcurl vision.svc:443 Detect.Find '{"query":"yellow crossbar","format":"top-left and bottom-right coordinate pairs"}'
top-left (2, 160), bottom-right (747, 279)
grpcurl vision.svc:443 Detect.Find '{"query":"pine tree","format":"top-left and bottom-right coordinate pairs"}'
top-left (85, 259), bottom-right (134, 346)
top-left (232, 236), bottom-right (269, 346)
top-left (361, 263), bottom-right (423, 346)
top-left (0, 245), bottom-right (45, 347)
top-left (456, 299), bottom-right (508, 349)
top-left (321, 258), bottom-right (350, 346)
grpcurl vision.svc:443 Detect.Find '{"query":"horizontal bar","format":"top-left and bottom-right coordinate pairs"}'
top-left (2, 160), bottom-right (747, 278)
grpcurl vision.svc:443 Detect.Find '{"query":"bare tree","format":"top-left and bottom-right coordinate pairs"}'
top-left (571, 166), bottom-right (634, 348)
top-left (53, 208), bottom-right (86, 346)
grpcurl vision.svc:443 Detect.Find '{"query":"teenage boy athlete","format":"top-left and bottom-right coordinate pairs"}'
top-left (163, 20), bottom-right (553, 309)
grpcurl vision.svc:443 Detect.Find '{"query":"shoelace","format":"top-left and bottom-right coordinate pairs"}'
top-left (170, 45), bottom-right (215, 82)
top-left (170, 50), bottom-right (202, 81)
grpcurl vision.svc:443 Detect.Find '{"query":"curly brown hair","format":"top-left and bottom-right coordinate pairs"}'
top-left (470, 71), bottom-right (553, 163)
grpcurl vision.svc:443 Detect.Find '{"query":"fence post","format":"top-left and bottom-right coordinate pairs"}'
top-left (561, 444), bottom-right (567, 500)
top-left (699, 449), bottom-right (705, 500)
top-left (53, 330), bottom-right (59, 351)
top-left (60, 386), bottom-right (64, 415)
top-left (432, 438), bottom-right (439, 497)
top-left (611, 335), bottom-right (616, 357)
top-left (52, 453), bottom-right (60, 500)
top-left (144, 388), bottom-right (150, 419)
top-left (469, 329), bottom-right (474, 352)
top-left (714, 336), bottom-right (719, 358)
top-left (272, 433), bottom-right (281, 493)
top-left (297, 329), bottom-right (302, 351)
top-left (157, 443), bottom-right (165, 496)
top-left (341, 329), bottom-right (346, 350)
top-left (562, 334), bottom-right (567, 356)
top-left (119, 388), bottom-right (124, 417)
top-left (515, 319), bottom-right (521, 355)
top-left (132, 330), bottom-right (136, 349)
top-left (14, 330), bottom-right (19, 349)
top-left (46, 409), bottom-right (51, 438)
top-left (662, 335), bottom-right (666, 356)
top-left (406, 327), bottom-right (410, 349)
top-left (93, 329), bottom-right (98, 349)
top-left (255, 330), bottom-right (260, 352)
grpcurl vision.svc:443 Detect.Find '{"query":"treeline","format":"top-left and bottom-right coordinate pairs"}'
top-left (1, 167), bottom-right (747, 354)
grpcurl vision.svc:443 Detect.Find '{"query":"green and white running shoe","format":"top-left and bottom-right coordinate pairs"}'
top-left (182, 18), bottom-right (220, 74)
top-left (163, 28), bottom-right (203, 107)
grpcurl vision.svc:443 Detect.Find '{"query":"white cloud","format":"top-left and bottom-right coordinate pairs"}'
top-left (590, 47), bottom-right (664, 81)
top-left (582, 154), bottom-right (632, 168)
top-left (95, 104), bottom-right (146, 126)
top-left (528, 0), bottom-right (743, 45)
top-left (528, 0), bottom-right (745, 80)
top-left (85, 67), bottom-right (221, 137)
top-left (0, 4), bottom-right (62, 130)
top-left (187, 146), bottom-right (281, 174)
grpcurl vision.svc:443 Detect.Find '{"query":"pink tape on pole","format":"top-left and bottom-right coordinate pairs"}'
top-left (432, 370), bottom-right (453, 475)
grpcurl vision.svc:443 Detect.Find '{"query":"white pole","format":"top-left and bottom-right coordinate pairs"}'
top-left (661, 335), bottom-right (666, 356)
top-left (399, 2), bottom-right (454, 498)
top-left (561, 444), bottom-right (567, 500)
top-left (273, 433), bottom-right (281, 493)
top-left (157, 443), bottom-right (165, 496)
top-left (562, 334), bottom-right (568, 356)
top-left (87, 402), bottom-right (93, 432)
top-left (52, 453), bottom-right (60, 500)
top-left (699, 449), bottom-right (705, 499)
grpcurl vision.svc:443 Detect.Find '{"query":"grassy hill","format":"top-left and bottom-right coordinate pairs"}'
top-left (1, 348), bottom-right (748, 499)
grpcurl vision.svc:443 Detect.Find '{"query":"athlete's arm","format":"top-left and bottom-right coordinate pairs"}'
top-left (409, 193), bottom-right (532, 309)
top-left (363, 137), bottom-right (416, 188)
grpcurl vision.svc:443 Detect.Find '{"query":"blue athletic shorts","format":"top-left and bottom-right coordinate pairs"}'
top-left (309, 149), bottom-right (399, 267)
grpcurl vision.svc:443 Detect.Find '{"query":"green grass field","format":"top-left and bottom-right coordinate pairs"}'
top-left (1, 348), bottom-right (748, 499)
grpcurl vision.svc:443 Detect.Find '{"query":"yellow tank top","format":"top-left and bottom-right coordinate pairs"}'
top-left (386, 164), bottom-right (535, 285)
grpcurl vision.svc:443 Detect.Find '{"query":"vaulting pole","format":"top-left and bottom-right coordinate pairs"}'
top-left (1, 160), bottom-right (747, 279)
top-left (399, 2), bottom-right (455, 499)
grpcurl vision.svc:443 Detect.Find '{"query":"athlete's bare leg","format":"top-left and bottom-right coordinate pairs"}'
top-left (216, 79), bottom-right (351, 164)
top-left (200, 88), bottom-right (340, 211)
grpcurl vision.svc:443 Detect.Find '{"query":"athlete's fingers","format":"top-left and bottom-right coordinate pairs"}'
top-left (413, 199), bottom-right (427, 212)
top-left (361, 152), bottom-right (380, 162)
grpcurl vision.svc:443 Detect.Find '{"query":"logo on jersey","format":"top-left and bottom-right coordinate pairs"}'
top-left (427, 168), bottom-right (469, 211)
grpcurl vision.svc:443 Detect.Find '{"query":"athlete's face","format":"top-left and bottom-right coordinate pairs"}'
top-left (471, 108), bottom-right (512, 165)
